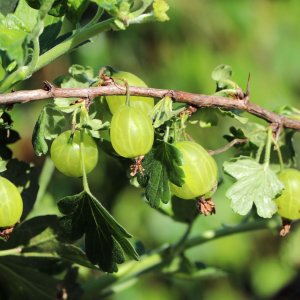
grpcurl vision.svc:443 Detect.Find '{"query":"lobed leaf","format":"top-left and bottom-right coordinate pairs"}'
top-left (58, 191), bottom-right (139, 273)
top-left (138, 141), bottom-right (184, 208)
top-left (224, 158), bottom-right (284, 218)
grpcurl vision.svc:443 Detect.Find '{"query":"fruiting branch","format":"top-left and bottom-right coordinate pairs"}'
top-left (1, 83), bottom-right (300, 130)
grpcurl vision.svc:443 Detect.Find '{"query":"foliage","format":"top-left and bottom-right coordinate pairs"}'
top-left (0, 1), bottom-right (299, 299)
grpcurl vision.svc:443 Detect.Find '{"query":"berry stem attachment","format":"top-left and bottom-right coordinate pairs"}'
top-left (271, 134), bottom-right (284, 172)
top-left (125, 80), bottom-right (130, 106)
top-left (264, 126), bottom-right (273, 167)
top-left (80, 130), bottom-right (91, 194)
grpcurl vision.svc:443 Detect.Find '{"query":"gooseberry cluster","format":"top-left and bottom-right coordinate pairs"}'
top-left (1, 69), bottom-right (300, 233)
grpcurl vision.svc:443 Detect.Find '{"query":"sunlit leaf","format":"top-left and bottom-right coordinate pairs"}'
top-left (224, 158), bottom-right (284, 218)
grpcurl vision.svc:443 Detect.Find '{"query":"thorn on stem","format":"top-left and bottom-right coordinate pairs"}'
top-left (43, 80), bottom-right (54, 92)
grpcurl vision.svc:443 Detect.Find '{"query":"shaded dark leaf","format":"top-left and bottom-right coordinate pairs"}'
top-left (58, 191), bottom-right (138, 272)
top-left (137, 141), bottom-right (184, 208)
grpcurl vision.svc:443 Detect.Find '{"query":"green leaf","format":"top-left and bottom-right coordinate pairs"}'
top-left (217, 108), bottom-right (248, 124)
top-left (14, 0), bottom-right (39, 32)
top-left (224, 158), bottom-right (284, 218)
top-left (69, 64), bottom-right (95, 83)
top-left (224, 123), bottom-right (267, 156)
top-left (54, 64), bottom-right (96, 110)
top-left (66, 0), bottom-right (89, 24)
top-left (0, 256), bottom-right (59, 300)
top-left (32, 108), bottom-right (49, 156)
top-left (58, 191), bottom-right (138, 273)
top-left (32, 105), bottom-right (66, 155)
top-left (150, 96), bottom-right (184, 128)
top-left (39, 15), bottom-right (63, 54)
top-left (212, 64), bottom-right (233, 81)
top-left (211, 64), bottom-right (242, 95)
top-left (0, 24), bottom-right (26, 64)
top-left (171, 196), bottom-right (197, 223)
top-left (194, 108), bottom-right (219, 128)
top-left (0, 0), bottom-right (18, 15)
top-left (25, 0), bottom-right (68, 17)
top-left (0, 61), bottom-right (5, 81)
top-left (275, 105), bottom-right (300, 121)
top-left (1, 215), bottom-right (95, 269)
top-left (153, 0), bottom-right (169, 22)
top-left (0, 159), bottom-right (7, 172)
top-left (43, 105), bottom-right (66, 139)
top-left (91, 0), bottom-right (118, 12)
top-left (137, 142), bottom-right (184, 208)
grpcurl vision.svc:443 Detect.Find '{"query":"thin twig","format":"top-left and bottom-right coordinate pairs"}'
top-left (0, 84), bottom-right (299, 130)
top-left (208, 138), bottom-right (248, 155)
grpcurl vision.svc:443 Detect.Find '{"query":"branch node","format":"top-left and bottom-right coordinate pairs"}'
top-left (209, 138), bottom-right (248, 156)
top-left (43, 81), bottom-right (54, 92)
top-left (164, 90), bottom-right (176, 100)
top-left (271, 122), bottom-right (283, 143)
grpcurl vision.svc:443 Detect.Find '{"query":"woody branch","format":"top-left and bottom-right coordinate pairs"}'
top-left (0, 83), bottom-right (299, 130)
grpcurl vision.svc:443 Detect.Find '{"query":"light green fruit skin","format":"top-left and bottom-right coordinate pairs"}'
top-left (110, 105), bottom-right (154, 158)
top-left (106, 71), bottom-right (154, 114)
top-left (276, 169), bottom-right (300, 220)
top-left (50, 130), bottom-right (98, 177)
top-left (0, 177), bottom-right (23, 228)
top-left (170, 141), bottom-right (218, 200)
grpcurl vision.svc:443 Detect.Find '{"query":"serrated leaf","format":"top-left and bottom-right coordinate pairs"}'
top-left (224, 158), bottom-right (284, 218)
top-left (58, 191), bottom-right (138, 273)
top-left (137, 142), bottom-right (184, 208)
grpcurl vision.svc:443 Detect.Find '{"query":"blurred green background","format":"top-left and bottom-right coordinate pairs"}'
top-left (9, 0), bottom-right (300, 299)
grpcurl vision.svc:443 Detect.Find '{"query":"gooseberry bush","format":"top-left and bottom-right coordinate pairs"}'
top-left (0, 0), bottom-right (300, 299)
